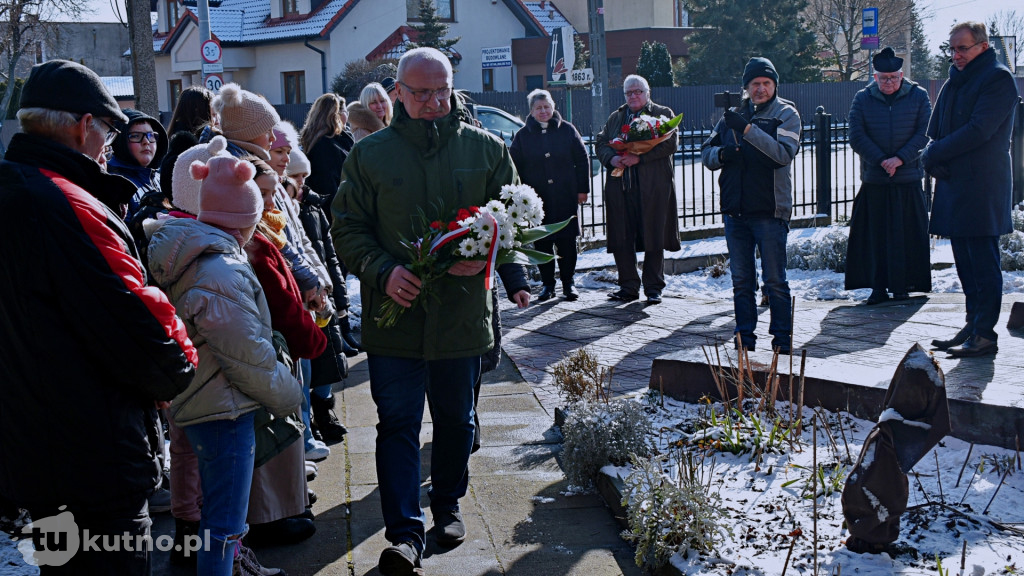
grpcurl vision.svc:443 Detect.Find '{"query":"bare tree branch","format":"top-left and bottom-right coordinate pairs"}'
top-left (807, 0), bottom-right (917, 81)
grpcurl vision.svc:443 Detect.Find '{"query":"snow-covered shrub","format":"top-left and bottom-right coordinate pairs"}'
top-left (551, 347), bottom-right (609, 404)
top-left (999, 230), bottom-right (1024, 271)
top-left (786, 229), bottom-right (848, 272)
top-left (1011, 208), bottom-right (1024, 233)
top-left (560, 399), bottom-right (652, 489)
top-left (620, 453), bottom-right (729, 571)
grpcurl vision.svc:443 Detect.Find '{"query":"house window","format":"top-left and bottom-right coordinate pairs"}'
top-left (283, 0), bottom-right (298, 16)
top-left (407, 0), bottom-right (454, 22)
top-left (166, 0), bottom-right (180, 24)
top-left (169, 80), bottom-right (183, 111)
top-left (525, 75), bottom-right (543, 91)
top-left (283, 71), bottom-right (306, 104)
top-left (482, 69), bottom-right (494, 92)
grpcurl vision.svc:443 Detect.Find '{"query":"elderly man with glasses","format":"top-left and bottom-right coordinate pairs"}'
top-left (595, 74), bottom-right (681, 304)
top-left (0, 60), bottom-right (197, 574)
top-left (844, 47), bottom-right (933, 306)
top-left (923, 22), bottom-right (1020, 358)
top-left (331, 47), bottom-right (519, 576)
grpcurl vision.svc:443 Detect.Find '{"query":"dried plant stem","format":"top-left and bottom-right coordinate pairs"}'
top-left (812, 413), bottom-right (819, 576)
top-left (1017, 435), bottom-right (1021, 472)
top-left (796, 350), bottom-right (807, 437)
top-left (781, 536), bottom-right (796, 576)
top-left (913, 471), bottom-right (932, 505)
top-left (935, 451), bottom-right (944, 504)
top-left (834, 412), bottom-right (852, 464)
top-left (958, 458), bottom-right (980, 506)
top-left (955, 443), bottom-right (975, 488)
top-left (982, 468), bottom-right (1011, 515)
top-left (960, 540), bottom-right (967, 571)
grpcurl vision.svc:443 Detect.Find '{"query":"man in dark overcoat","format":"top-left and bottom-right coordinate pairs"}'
top-left (595, 74), bottom-right (681, 304)
top-left (924, 22), bottom-right (1020, 358)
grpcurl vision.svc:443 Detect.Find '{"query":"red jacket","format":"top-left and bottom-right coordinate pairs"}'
top-left (246, 232), bottom-right (327, 359)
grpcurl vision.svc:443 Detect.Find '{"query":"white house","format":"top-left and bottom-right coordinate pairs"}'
top-left (153, 0), bottom-right (573, 112)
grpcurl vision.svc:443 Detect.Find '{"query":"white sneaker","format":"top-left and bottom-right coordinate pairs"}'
top-left (305, 460), bottom-right (318, 481)
top-left (305, 439), bottom-right (330, 462)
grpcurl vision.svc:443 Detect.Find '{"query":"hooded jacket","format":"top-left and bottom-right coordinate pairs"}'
top-left (107, 108), bottom-right (168, 221)
top-left (148, 217), bottom-right (302, 427)
top-left (849, 79), bottom-right (931, 184)
top-left (331, 97), bottom-right (518, 360)
top-left (348, 101), bottom-right (386, 142)
top-left (0, 132), bottom-right (197, 512)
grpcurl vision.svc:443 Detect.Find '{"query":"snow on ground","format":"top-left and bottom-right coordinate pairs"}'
top-left (608, 395), bottom-right (1024, 576)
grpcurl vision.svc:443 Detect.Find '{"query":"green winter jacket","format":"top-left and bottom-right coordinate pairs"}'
top-left (331, 99), bottom-right (518, 360)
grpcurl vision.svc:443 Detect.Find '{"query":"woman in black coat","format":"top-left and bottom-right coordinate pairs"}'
top-left (509, 89), bottom-right (590, 301)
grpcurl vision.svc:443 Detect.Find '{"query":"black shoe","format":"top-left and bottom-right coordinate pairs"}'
top-left (307, 488), bottom-right (317, 506)
top-left (379, 541), bottom-right (423, 576)
top-left (294, 508), bottom-right (315, 521)
top-left (170, 518), bottom-right (200, 566)
top-left (948, 335), bottom-right (998, 358)
top-left (645, 291), bottom-right (662, 304)
top-left (311, 394), bottom-right (347, 443)
top-left (931, 325), bottom-right (972, 350)
top-left (431, 509), bottom-right (466, 546)
top-left (892, 292), bottom-right (909, 301)
top-left (608, 290), bottom-right (639, 302)
top-left (537, 285), bottom-right (556, 302)
top-left (865, 289), bottom-right (889, 305)
top-left (245, 517), bottom-right (316, 547)
top-left (562, 285), bottom-right (580, 301)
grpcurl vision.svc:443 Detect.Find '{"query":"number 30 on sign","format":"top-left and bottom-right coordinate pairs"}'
top-left (205, 74), bottom-right (223, 92)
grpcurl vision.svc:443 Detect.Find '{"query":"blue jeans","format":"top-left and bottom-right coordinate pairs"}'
top-left (951, 236), bottom-right (1002, 340)
top-left (299, 358), bottom-right (313, 447)
top-left (367, 354), bottom-right (479, 552)
top-left (184, 411), bottom-right (256, 576)
top-left (725, 215), bottom-right (792, 350)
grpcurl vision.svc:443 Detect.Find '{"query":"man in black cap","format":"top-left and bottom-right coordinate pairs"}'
top-left (0, 60), bottom-right (197, 574)
top-left (844, 47), bottom-right (932, 306)
top-left (381, 76), bottom-right (399, 106)
top-left (924, 22), bottom-right (1019, 358)
top-left (700, 56), bottom-right (801, 354)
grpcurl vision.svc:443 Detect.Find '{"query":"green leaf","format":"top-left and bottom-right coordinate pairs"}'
top-left (518, 216), bottom-right (574, 244)
top-left (658, 113), bottom-right (684, 134)
top-left (497, 247), bottom-right (557, 266)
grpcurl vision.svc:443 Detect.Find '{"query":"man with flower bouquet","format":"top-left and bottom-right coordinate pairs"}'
top-left (595, 74), bottom-right (682, 304)
top-left (700, 57), bottom-right (801, 355)
top-left (330, 48), bottom-right (564, 576)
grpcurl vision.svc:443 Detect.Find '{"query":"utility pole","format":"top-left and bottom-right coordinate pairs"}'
top-left (588, 0), bottom-right (608, 138)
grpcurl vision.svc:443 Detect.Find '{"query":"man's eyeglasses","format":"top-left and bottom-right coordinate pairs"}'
top-left (948, 41), bottom-right (983, 55)
top-left (127, 131), bottom-right (159, 144)
top-left (94, 117), bottom-right (120, 146)
top-left (876, 74), bottom-right (902, 84)
top-left (624, 89), bottom-right (647, 97)
top-left (398, 81), bottom-right (452, 103)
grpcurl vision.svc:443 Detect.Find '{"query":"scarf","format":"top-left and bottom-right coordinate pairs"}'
top-left (258, 209), bottom-right (288, 249)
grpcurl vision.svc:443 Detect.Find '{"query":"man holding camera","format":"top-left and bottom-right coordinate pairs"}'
top-left (700, 57), bottom-right (801, 354)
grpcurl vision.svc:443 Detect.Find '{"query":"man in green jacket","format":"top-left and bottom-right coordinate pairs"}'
top-left (332, 47), bottom-right (518, 576)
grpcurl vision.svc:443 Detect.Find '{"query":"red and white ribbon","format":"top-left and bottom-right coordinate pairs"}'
top-left (428, 212), bottom-right (500, 290)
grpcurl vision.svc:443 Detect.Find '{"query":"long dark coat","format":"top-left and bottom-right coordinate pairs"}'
top-left (924, 48), bottom-right (1019, 238)
top-left (595, 101), bottom-right (681, 254)
top-left (509, 111), bottom-right (589, 239)
top-left (845, 80), bottom-right (933, 292)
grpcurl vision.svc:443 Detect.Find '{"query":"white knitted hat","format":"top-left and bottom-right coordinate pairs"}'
top-left (171, 135), bottom-right (230, 215)
top-left (285, 149), bottom-right (312, 177)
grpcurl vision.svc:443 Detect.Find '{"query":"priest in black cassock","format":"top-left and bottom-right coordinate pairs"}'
top-left (845, 47), bottom-right (933, 304)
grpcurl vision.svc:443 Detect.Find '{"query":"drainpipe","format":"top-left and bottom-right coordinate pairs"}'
top-left (304, 39), bottom-right (328, 94)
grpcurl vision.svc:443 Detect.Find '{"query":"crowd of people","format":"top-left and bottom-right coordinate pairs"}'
top-left (0, 19), bottom-right (1018, 576)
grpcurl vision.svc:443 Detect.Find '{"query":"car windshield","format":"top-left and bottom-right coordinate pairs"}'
top-left (477, 109), bottom-right (522, 135)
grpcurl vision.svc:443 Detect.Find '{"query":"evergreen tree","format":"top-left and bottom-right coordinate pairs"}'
top-left (573, 34), bottom-right (591, 69)
top-left (408, 0), bottom-right (461, 65)
top-left (909, 5), bottom-right (936, 81)
top-left (678, 0), bottom-right (821, 85)
top-left (637, 41), bottom-right (673, 87)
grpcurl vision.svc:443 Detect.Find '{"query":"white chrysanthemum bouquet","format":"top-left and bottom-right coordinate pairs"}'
top-left (375, 183), bottom-right (572, 328)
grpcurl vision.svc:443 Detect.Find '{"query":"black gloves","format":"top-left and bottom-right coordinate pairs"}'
top-left (720, 146), bottom-right (743, 164)
top-left (723, 110), bottom-right (749, 133)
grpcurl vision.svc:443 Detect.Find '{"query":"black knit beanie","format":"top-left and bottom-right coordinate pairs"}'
top-left (742, 57), bottom-right (780, 87)
top-left (20, 60), bottom-right (127, 122)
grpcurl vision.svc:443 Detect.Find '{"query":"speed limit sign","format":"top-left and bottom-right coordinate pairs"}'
top-left (205, 74), bottom-right (223, 92)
